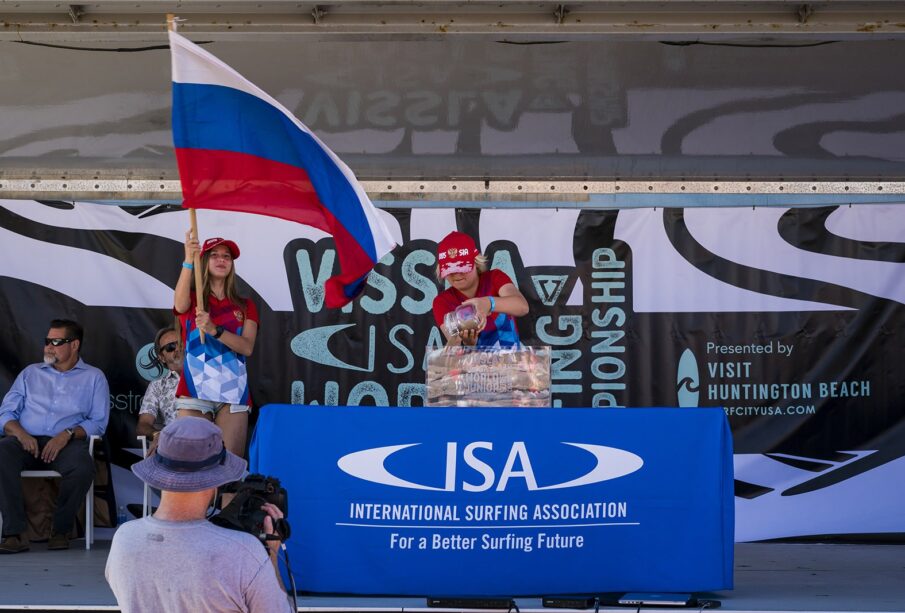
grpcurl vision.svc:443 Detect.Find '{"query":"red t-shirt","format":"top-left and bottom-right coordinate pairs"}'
top-left (432, 269), bottom-right (521, 347)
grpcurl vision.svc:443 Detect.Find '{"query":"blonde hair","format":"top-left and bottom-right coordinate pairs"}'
top-left (435, 254), bottom-right (488, 283)
top-left (199, 249), bottom-right (246, 314)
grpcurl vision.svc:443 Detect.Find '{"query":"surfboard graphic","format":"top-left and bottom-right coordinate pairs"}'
top-left (677, 348), bottom-right (700, 407)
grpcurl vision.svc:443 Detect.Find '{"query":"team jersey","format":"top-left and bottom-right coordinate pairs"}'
top-left (176, 294), bottom-right (259, 405)
top-left (432, 269), bottom-right (521, 348)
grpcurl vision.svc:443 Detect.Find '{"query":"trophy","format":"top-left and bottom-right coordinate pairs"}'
top-left (425, 344), bottom-right (552, 407)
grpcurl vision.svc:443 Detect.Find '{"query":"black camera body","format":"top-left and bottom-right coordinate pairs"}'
top-left (210, 474), bottom-right (290, 544)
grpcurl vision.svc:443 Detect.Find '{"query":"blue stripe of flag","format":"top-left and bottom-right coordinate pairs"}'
top-left (172, 82), bottom-right (377, 262)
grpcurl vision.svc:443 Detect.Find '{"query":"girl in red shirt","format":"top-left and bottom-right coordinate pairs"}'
top-left (432, 231), bottom-right (529, 347)
top-left (174, 231), bottom-right (259, 456)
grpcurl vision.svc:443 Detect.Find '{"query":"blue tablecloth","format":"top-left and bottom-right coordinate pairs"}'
top-left (250, 405), bottom-right (734, 596)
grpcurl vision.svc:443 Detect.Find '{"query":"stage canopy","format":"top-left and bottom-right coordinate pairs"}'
top-left (1, 1), bottom-right (904, 203)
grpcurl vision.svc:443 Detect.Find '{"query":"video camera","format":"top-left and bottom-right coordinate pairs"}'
top-left (210, 474), bottom-right (291, 546)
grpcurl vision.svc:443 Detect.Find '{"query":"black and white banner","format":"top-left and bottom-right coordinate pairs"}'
top-left (1, 198), bottom-right (903, 541)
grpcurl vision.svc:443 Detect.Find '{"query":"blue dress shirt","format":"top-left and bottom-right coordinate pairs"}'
top-left (0, 359), bottom-right (110, 437)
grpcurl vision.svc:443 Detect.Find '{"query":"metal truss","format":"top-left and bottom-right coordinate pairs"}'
top-left (2, 1), bottom-right (905, 40)
top-left (1, 171), bottom-right (902, 205)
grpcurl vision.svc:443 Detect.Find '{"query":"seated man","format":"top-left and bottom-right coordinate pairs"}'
top-left (136, 326), bottom-right (183, 452)
top-left (0, 319), bottom-right (110, 553)
top-left (106, 417), bottom-right (293, 613)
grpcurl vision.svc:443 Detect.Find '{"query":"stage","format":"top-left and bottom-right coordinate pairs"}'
top-left (1, 542), bottom-right (902, 612)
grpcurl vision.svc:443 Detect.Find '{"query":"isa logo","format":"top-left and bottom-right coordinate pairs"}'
top-left (338, 441), bottom-right (644, 492)
top-left (676, 348), bottom-right (700, 407)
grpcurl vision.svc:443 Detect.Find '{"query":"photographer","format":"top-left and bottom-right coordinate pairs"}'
top-left (105, 418), bottom-right (292, 613)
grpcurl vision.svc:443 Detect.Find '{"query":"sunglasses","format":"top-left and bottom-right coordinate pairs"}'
top-left (45, 338), bottom-right (74, 347)
top-left (158, 341), bottom-right (179, 354)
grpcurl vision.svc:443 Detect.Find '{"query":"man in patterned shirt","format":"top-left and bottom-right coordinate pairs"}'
top-left (136, 327), bottom-right (182, 452)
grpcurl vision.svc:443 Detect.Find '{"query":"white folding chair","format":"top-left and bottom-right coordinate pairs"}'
top-left (136, 435), bottom-right (152, 517)
top-left (20, 434), bottom-right (100, 550)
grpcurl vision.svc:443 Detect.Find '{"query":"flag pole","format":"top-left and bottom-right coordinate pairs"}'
top-left (168, 13), bottom-right (205, 343)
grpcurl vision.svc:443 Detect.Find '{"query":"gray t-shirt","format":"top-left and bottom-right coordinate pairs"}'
top-left (106, 516), bottom-right (293, 613)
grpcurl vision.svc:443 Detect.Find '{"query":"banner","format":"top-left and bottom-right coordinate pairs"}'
top-left (250, 404), bottom-right (734, 595)
top-left (1, 198), bottom-right (903, 541)
top-left (4, 38), bottom-right (905, 181)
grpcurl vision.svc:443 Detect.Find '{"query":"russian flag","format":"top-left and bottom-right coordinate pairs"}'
top-left (169, 31), bottom-right (396, 308)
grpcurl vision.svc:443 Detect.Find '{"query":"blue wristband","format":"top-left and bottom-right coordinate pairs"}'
top-left (488, 296), bottom-right (496, 313)
top-left (182, 262), bottom-right (194, 270)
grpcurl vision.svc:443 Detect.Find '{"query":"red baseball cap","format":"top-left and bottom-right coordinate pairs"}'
top-left (437, 231), bottom-right (478, 279)
top-left (201, 237), bottom-right (240, 259)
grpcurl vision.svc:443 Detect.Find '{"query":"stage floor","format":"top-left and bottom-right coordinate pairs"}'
top-left (0, 542), bottom-right (902, 612)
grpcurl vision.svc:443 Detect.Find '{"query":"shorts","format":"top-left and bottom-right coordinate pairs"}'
top-left (175, 397), bottom-right (251, 416)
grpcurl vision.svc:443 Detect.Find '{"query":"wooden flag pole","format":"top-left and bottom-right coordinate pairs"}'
top-left (189, 209), bottom-right (205, 344)
top-left (169, 13), bottom-right (205, 343)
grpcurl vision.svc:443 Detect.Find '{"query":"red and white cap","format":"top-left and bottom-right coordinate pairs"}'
top-left (437, 231), bottom-right (478, 279)
top-left (201, 237), bottom-right (240, 259)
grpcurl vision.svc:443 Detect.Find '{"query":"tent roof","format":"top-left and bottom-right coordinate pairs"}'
top-left (2, 1), bottom-right (905, 202)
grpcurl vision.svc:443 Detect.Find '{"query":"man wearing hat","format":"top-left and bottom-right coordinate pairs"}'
top-left (105, 417), bottom-right (292, 612)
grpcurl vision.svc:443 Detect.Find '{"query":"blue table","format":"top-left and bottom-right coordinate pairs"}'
top-left (250, 405), bottom-right (734, 596)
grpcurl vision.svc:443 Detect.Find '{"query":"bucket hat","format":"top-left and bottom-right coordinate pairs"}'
top-left (132, 417), bottom-right (246, 492)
